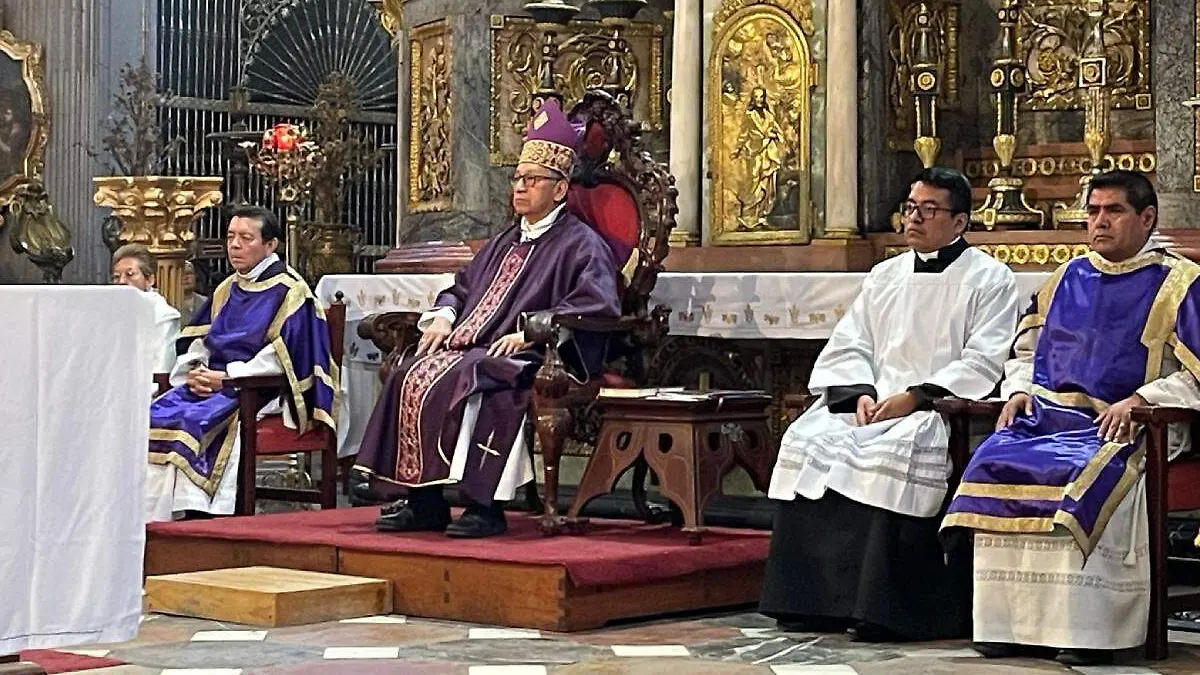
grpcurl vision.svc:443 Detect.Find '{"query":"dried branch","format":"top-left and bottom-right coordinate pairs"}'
top-left (91, 60), bottom-right (184, 176)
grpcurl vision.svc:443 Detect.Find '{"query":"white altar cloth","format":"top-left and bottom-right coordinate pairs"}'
top-left (0, 287), bottom-right (152, 653)
top-left (315, 270), bottom-right (1050, 455)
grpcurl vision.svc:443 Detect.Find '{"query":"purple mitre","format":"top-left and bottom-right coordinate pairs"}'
top-left (519, 98), bottom-right (581, 177)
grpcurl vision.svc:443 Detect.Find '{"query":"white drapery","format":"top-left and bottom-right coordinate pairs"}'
top-left (0, 287), bottom-right (151, 653)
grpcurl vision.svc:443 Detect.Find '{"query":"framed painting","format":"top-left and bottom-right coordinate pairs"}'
top-left (0, 30), bottom-right (47, 208)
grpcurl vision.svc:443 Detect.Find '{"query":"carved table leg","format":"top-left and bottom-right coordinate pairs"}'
top-left (732, 420), bottom-right (775, 494)
top-left (567, 422), bottom-right (646, 530)
top-left (533, 393), bottom-right (571, 535)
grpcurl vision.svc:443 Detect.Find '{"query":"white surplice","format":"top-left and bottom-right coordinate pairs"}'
top-left (145, 253), bottom-right (349, 521)
top-left (768, 247), bottom-right (1020, 517)
top-left (972, 240), bottom-right (1200, 650)
top-left (143, 289), bottom-right (180, 395)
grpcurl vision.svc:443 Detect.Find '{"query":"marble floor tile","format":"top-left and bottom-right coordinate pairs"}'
top-left (191, 631), bottom-right (268, 642)
top-left (557, 657), bottom-right (769, 674)
top-left (111, 642), bottom-right (323, 670)
top-left (321, 647), bottom-right (400, 660)
top-left (246, 662), bottom-right (461, 675)
top-left (467, 666), bottom-right (549, 675)
top-left (468, 629), bottom-right (542, 640)
top-left (71, 667), bottom-right (161, 675)
top-left (266, 621), bottom-right (462, 647)
top-left (609, 645), bottom-right (690, 657)
top-left (573, 621), bottom-right (741, 646)
top-left (770, 667), bottom-right (858, 674)
top-left (338, 615), bottom-right (408, 624)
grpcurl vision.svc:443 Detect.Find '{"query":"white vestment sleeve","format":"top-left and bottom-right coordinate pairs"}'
top-left (1000, 322), bottom-right (1038, 400)
top-left (418, 307), bottom-right (457, 331)
top-left (169, 338), bottom-right (209, 387)
top-left (925, 277), bottom-right (1020, 399)
top-left (154, 308), bottom-right (181, 374)
top-left (805, 280), bottom-right (876, 395)
top-left (225, 344), bottom-right (284, 378)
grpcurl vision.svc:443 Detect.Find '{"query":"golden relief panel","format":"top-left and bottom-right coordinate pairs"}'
top-left (489, 16), bottom-right (664, 165)
top-left (1017, 0), bottom-right (1151, 111)
top-left (883, 243), bottom-right (1089, 266)
top-left (708, 0), bottom-right (815, 246)
top-left (885, 0), bottom-right (959, 150)
top-left (963, 151), bottom-right (1156, 179)
top-left (408, 20), bottom-right (453, 213)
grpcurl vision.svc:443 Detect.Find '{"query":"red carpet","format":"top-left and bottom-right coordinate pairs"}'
top-left (18, 650), bottom-right (124, 674)
top-left (148, 506), bottom-right (770, 588)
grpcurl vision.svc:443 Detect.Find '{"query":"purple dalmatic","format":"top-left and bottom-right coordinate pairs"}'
top-left (943, 251), bottom-right (1200, 555)
top-left (148, 260), bottom-right (339, 496)
top-left (355, 210), bottom-right (621, 504)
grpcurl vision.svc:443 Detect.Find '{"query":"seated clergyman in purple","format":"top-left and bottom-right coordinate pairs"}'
top-left (354, 98), bottom-right (621, 538)
top-left (942, 171), bottom-right (1200, 666)
top-left (146, 205), bottom-right (338, 521)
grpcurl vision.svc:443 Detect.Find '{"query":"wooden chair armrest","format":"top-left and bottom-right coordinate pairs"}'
top-left (934, 397), bottom-right (1006, 417)
top-left (225, 374), bottom-right (289, 391)
top-left (1131, 405), bottom-right (1200, 425)
top-left (153, 372), bottom-right (171, 396)
top-left (554, 315), bottom-right (642, 333)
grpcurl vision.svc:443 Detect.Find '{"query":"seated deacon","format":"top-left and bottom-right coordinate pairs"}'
top-left (111, 243), bottom-right (181, 376)
top-left (941, 170), bottom-right (1200, 666)
top-left (354, 98), bottom-right (620, 539)
top-left (761, 167), bottom-right (1020, 641)
top-left (145, 205), bottom-right (338, 522)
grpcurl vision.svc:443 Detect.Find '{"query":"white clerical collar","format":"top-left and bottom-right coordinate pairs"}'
top-left (237, 252), bottom-right (280, 282)
top-left (915, 237), bottom-right (962, 261)
top-left (520, 203), bottom-right (566, 243)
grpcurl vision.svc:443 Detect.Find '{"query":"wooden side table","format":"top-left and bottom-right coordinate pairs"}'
top-left (565, 392), bottom-right (775, 543)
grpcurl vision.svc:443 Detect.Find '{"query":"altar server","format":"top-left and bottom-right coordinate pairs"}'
top-left (761, 167), bottom-right (1020, 641)
top-left (111, 243), bottom-right (180, 377)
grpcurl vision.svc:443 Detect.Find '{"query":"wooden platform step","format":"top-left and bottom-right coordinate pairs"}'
top-left (145, 566), bottom-right (391, 627)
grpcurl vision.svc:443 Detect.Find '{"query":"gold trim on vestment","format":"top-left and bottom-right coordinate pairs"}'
top-left (1172, 334), bottom-right (1200, 382)
top-left (180, 325), bottom-right (210, 340)
top-left (1030, 384), bottom-right (1110, 412)
top-left (954, 482), bottom-right (1064, 501)
top-left (1140, 256), bottom-right (1200, 381)
top-left (148, 410), bottom-right (240, 497)
top-left (1086, 249), bottom-right (1164, 275)
top-left (1016, 313), bottom-right (1042, 335)
top-left (351, 462), bottom-right (458, 489)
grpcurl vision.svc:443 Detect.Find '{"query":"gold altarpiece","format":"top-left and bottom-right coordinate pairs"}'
top-left (707, 0), bottom-right (815, 246)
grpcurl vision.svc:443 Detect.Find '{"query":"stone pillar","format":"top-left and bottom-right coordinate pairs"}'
top-left (822, 0), bottom-right (859, 237)
top-left (668, 0), bottom-right (700, 247)
top-left (1154, 0), bottom-right (1200, 229)
top-left (0, 0), bottom-right (154, 283)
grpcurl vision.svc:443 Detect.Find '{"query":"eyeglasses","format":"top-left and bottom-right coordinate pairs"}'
top-left (901, 201), bottom-right (956, 221)
top-left (510, 173), bottom-right (561, 188)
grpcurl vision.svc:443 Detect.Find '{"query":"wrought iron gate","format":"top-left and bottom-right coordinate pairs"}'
top-left (156, 0), bottom-right (398, 286)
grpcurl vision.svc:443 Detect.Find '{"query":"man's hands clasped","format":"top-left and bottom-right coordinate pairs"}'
top-left (187, 366), bottom-right (226, 398)
top-left (854, 391), bottom-right (919, 426)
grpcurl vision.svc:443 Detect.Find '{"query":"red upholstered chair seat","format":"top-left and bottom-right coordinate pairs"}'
top-left (253, 414), bottom-right (332, 455)
top-left (567, 182), bottom-right (639, 269)
top-left (600, 371), bottom-right (637, 389)
top-left (1168, 456), bottom-right (1200, 511)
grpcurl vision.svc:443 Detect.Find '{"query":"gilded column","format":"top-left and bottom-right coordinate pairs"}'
top-left (668, 0), bottom-right (701, 247)
top-left (822, 0), bottom-right (859, 238)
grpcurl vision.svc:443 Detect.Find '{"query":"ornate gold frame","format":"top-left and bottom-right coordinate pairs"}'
top-left (708, 0), bottom-right (815, 246)
top-left (0, 30), bottom-right (48, 211)
top-left (408, 20), bottom-right (453, 213)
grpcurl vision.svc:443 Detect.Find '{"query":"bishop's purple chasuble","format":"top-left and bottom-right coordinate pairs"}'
top-left (148, 261), bottom-right (339, 496)
top-left (355, 211), bottom-right (620, 504)
top-left (943, 250), bottom-right (1200, 555)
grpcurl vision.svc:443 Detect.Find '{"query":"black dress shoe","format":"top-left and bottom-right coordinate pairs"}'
top-left (972, 642), bottom-right (1018, 658)
top-left (444, 506), bottom-right (508, 538)
top-left (849, 621), bottom-right (908, 643)
top-left (1054, 648), bottom-right (1113, 666)
top-left (374, 497), bottom-right (451, 532)
top-left (775, 617), bottom-right (852, 634)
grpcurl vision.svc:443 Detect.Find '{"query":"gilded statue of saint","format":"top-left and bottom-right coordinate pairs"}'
top-left (731, 87), bottom-right (785, 230)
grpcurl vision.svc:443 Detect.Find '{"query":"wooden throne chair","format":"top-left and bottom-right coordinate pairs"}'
top-left (359, 89), bottom-right (679, 534)
top-left (936, 397), bottom-right (1200, 661)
